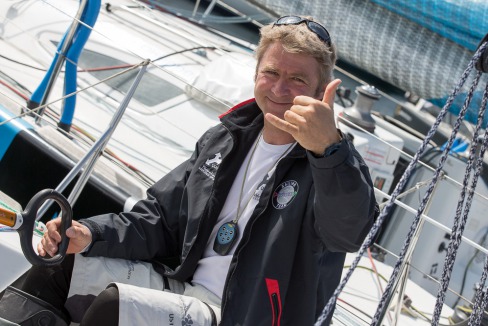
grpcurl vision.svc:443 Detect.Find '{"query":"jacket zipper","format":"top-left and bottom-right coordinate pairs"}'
top-left (221, 183), bottom-right (279, 319)
top-left (220, 132), bottom-right (298, 319)
top-left (271, 293), bottom-right (280, 326)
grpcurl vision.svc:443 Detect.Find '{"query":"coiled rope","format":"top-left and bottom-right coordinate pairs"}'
top-left (315, 41), bottom-right (488, 326)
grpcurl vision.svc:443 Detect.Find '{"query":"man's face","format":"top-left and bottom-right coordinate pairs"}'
top-left (254, 41), bottom-right (323, 121)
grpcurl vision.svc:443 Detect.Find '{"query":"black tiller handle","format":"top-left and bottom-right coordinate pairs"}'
top-left (17, 189), bottom-right (72, 266)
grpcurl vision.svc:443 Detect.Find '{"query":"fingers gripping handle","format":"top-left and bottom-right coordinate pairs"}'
top-left (17, 189), bottom-right (72, 266)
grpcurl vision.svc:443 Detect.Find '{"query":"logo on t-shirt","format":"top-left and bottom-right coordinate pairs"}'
top-left (272, 180), bottom-right (299, 209)
top-left (199, 152), bottom-right (222, 180)
top-left (252, 183), bottom-right (266, 201)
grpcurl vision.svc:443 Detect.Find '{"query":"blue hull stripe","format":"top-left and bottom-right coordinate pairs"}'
top-left (0, 106), bottom-right (33, 161)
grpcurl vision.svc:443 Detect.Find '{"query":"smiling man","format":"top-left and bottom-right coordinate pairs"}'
top-left (0, 16), bottom-right (377, 326)
top-left (254, 40), bottom-right (342, 150)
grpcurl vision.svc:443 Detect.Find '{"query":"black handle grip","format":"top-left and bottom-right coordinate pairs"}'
top-left (17, 189), bottom-right (72, 266)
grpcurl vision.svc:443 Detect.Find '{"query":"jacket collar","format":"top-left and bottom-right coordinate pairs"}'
top-left (219, 99), bottom-right (262, 132)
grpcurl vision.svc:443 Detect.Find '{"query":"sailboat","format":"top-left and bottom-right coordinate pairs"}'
top-left (1, 0), bottom-right (488, 325)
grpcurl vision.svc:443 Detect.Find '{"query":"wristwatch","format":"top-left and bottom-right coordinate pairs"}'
top-left (325, 142), bottom-right (342, 157)
top-left (317, 142), bottom-right (342, 157)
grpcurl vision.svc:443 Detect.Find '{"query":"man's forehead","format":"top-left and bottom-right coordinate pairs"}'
top-left (264, 44), bottom-right (312, 62)
top-left (261, 61), bottom-right (309, 76)
top-left (261, 48), bottom-right (319, 75)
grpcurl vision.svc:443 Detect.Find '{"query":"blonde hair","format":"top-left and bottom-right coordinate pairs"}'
top-left (255, 17), bottom-right (337, 89)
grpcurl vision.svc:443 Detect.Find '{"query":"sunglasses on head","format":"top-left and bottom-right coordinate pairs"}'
top-left (273, 15), bottom-right (331, 46)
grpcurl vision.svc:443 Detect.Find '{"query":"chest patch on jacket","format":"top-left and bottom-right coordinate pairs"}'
top-left (272, 180), bottom-right (299, 209)
top-left (199, 152), bottom-right (222, 180)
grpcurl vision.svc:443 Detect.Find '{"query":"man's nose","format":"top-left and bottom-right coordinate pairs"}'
top-left (271, 78), bottom-right (290, 97)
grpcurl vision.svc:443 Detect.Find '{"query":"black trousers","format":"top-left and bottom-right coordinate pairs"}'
top-left (13, 254), bottom-right (119, 325)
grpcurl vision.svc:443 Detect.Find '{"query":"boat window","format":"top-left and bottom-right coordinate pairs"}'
top-left (77, 48), bottom-right (184, 107)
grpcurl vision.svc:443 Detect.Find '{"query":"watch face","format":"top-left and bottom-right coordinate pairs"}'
top-left (325, 142), bottom-right (341, 157)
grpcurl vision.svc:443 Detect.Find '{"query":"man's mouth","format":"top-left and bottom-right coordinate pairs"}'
top-left (267, 97), bottom-right (291, 106)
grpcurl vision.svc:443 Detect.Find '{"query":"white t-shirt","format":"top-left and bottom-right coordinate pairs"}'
top-left (191, 135), bottom-right (295, 299)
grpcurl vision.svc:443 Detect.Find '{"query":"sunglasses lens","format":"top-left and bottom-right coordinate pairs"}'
top-left (274, 16), bottom-right (331, 46)
top-left (276, 16), bottom-right (303, 25)
top-left (307, 22), bottom-right (331, 44)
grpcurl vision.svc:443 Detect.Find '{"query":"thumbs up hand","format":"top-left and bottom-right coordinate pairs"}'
top-left (265, 79), bottom-right (342, 155)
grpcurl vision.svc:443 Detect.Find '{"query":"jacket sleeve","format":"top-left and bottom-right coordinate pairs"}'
top-left (79, 130), bottom-right (213, 260)
top-left (308, 137), bottom-right (377, 252)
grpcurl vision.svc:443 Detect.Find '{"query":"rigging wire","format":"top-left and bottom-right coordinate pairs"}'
top-left (0, 60), bottom-right (157, 182)
top-left (452, 228), bottom-right (488, 309)
top-left (0, 26), bottom-right (222, 185)
top-left (337, 297), bottom-right (374, 322)
top-left (371, 241), bottom-right (475, 309)
top-left (0, 2), bottom-right (232, 183)
top-left (0, 62), bottom-right (144, 127)
top-left (0, 79), bottom-right (29, 101)
top-left (22, 0), bottom-right (237, 113)
top-left (340, 263), bottom-right (457, 325)
top-left (338, 105), bottom-right (488, 204)
top-left (0, 72), bottom-right (156, 188)
top-left (0, 54), bottom-right (46, 71)
top-left (0, 71), bottom-right (32, 99)
top-left (366, 247), bottom-right (393, 324)
top-left (0, 15), bottom-right (227, 184)
top-left (1, 46), bottom-right (217, 73)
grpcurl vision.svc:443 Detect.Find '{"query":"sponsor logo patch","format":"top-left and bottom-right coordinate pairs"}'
top-left (198, 152), bottom-right (222, 180)
top-left (272, 180), bottom-right (299, 209)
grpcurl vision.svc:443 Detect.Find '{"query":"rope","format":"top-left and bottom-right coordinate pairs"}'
top-left (314, 41), bottom-right (488, 326)
top-left (369, 42), bottom-right (486, 326)
top-left (431, 81), bottom-right (488, 324)
top-left (470, 269), bottom-right (488, 325)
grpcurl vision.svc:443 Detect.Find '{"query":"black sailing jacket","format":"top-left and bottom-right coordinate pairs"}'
top-left (81, 99), bottom-right (377, 325)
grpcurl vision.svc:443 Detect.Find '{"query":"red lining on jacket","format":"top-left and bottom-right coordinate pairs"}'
top-left (265, 278), bottom-right (282, 326)
top-left (218, 98), bottom-right (256, 119)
